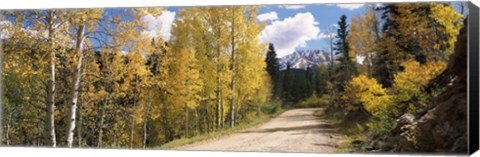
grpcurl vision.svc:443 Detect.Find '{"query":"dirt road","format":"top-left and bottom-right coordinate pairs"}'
top-left (177, 108), bottom-right (340, 153)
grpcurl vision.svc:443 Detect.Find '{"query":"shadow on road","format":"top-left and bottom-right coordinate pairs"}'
top-left (241, 123), bottom-right (336, 134)
top-left (312, 142), bottom-right (338, 148)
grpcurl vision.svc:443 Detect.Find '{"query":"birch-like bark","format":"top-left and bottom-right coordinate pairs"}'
top-left (77, 71), bottom-right (85, 147)
top-left (142, 92), bottom-right (152, 149)
top-left (129, 91), bottom-right (137, 149)
top-left (77, 96), bottom-right (83, 147)
top-left (206, 105), bottom-right (211, 134)
top-left (220, 98), bottom-right (224, 128)
top-left (214, 13), bottom-right (223, 129)
top-left (194, 109), bottom-right (199, 135)
top-left (185, 103), bottom-right (189, 137)
top-left (216, 39), bottom-right (222, 129)
top-left (97, 94), bottom-right (109, 148)
top-left (6, 123), bottom-right (10, 146)
top-left (45, 10), bottom-right (57, 147)
top-left (229, 9), bottom-right (236, 128)
top-left (6, 113), bottom-right (12, 146)
top-left (66, 24), bottom-right (86, 148)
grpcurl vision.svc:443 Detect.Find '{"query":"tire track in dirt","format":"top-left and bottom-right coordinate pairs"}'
top-left (177, 108), bottom-right (340, 153)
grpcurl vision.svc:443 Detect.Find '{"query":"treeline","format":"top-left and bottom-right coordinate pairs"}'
top-left (1, 7), bottom-right (272, 148)
top-left (265, 44), bottom-right (331, 103)
top-left (266, 3), bottom-right (464, 136)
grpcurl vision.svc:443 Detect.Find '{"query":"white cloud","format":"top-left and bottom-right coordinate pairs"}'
top-left (325, 3), bottom-right (365, 10)
top-left (1, 20), bottom-right (12, 39)
top-left (374, 3), bottom-right (383, 8)
top-left (336, 4), bottom-right (365, 10)
top-left (1, 20), bottom-right (51, 40)
top-left (257, 11), bottom-right (279, 22)
top-left (260, 12), bottom-right (320, 57)
top-left (141, 11), bottom-right (176, 41)
top-left (278, 5), bottom-right (306, 10)
top-left (317, 32), bottom-right (336, 39)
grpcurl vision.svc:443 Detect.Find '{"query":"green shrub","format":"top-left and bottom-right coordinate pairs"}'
top-left (379, 136), bottom-right (400, 151)
top-left (260, 102), bottom-right (281, 115)
top-left (366, 107), bottom-right (396, 136)
top-left (297, 95), bottom-right (330, 108)
top-left (393, 61), bottom-right (446, 115)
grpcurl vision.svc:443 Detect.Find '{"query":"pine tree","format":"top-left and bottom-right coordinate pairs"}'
top-left (334, 15), bottom-right (357, 92)
top-left (315, 65), bottom-right (330, 95)
top-left (306, 66), bottom-right (315, 96)
top-left (282, 63), bottom-right (294, 101)
top-left (1, 15), bottom-right (51, 146)
top-left (374, 3), bottom-right (462, 87)
top-left (265, 43), bottom-right (281, 98)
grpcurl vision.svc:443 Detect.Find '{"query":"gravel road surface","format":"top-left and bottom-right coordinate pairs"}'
top-left (177, 108), bottom-right (340, 153)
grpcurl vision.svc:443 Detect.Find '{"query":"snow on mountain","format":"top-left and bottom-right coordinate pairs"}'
top-left (279, 50), bottom-right (332, 70)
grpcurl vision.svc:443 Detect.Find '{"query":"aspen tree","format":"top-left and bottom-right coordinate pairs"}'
top-left (349, 7), bottom-right (379, 77)
top-left (65, 9), bottom-right (104, 148)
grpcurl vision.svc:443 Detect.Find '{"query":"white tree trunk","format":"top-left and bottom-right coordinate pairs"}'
top-left (66, 24), bottom-right (85, 148)
top-left (97, 92), bottom-right (110, 148)
top-left (6, 113), bottom-right (13, 146)
top-left (229, 9), bottom-right (236, 128)
top-left (97, 94), bottom-right (109, 148)
top-left (142, 92), bottom-right (152, 149)
top-left (77, 72), bottom-right (85, 147)
top-left (185, 103), bottom-right (189, 138)
top-left (129, 92), bottom-right (137, 149)
top-left (46, 10), bottom-right (57, 147)
top-left (216, 45), bottom-right (222, 129)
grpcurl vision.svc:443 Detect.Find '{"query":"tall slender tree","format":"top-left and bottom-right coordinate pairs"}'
top-left (265, 43), bottom-right (281, 98)
top-left (348, 6), bottom-right (379, 77)
top-left (334, 14), bottom-right (357, 92)
top-left (282, 63), bottom-right (294, 101)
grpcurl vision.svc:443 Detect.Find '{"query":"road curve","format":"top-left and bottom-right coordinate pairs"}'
top-left (177, 108), bottom-right (340, 153)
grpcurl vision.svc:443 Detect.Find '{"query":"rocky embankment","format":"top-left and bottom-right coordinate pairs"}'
top-left (368, 18), bottom-right (468, 153)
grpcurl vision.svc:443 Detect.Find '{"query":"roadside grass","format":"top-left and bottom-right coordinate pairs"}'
top-left (295, 95), bottom-right (330, 108)
top-left (159, 104), bottom-right (286, 149)
top-left (161, 95), bottom-right (361, 151)
top-left (287, 94), bottom-right (370, 153)
top-left (313, 108), bottom-right (368, 153)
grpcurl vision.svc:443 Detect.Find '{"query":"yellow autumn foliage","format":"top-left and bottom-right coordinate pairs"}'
top-left (342, 75), bottom-right (394, 117)
top-left (393, 60), bottom-right (446, 114)
top-left (429, 3), bottom-right (463, 57)
top-left (393, 3), bottom-right (463, 61)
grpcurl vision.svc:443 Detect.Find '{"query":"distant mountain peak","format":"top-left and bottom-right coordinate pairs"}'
top-left (279, 49), bottom-right (332, 70)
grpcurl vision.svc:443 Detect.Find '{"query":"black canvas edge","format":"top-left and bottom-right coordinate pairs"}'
top-left (468, 1), bottom-right (479, 155)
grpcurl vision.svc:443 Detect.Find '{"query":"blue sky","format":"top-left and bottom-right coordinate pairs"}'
top-left (258, 4), bottom-right (368, 57)
top-left (0, 3), bottom-right (466, 57)
top-left (141, 2), bottom-right (465, 58)
top-left (142, 3), bottom-right (369, 57)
